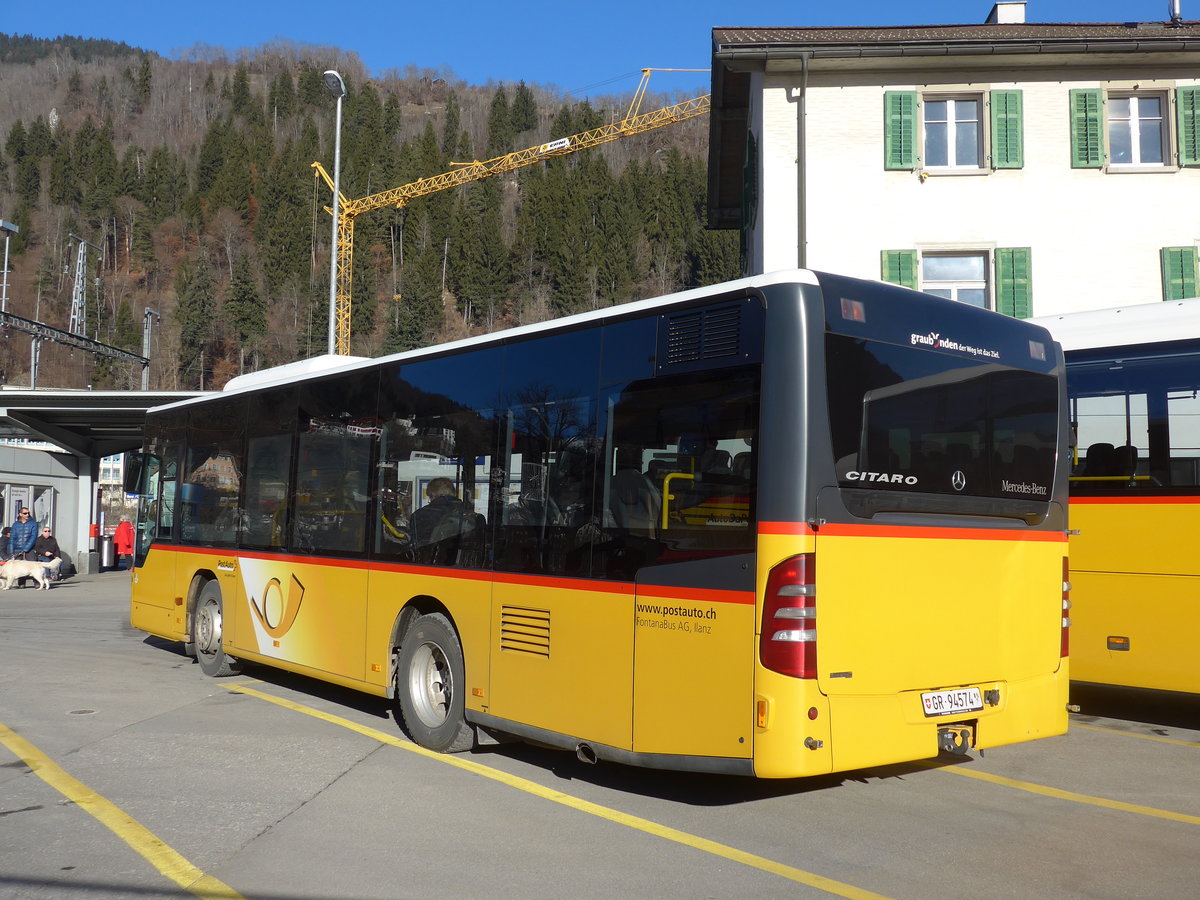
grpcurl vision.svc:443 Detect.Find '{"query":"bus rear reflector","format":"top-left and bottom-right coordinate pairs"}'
top-left (1061, 557), bottom-right (1071, 658)
top-left (761, 554), bottom-right (816, 679)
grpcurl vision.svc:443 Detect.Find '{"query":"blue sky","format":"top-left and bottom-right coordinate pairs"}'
top-left (4, 2), bottom-right (1181, 98)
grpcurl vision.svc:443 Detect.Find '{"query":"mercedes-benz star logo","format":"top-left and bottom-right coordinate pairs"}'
top-left (951, 470), bottom-right (967, 491)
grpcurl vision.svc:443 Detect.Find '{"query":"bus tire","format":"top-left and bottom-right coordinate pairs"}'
top-left (194, 580), bottom-right (242, 677)
top-left (396, 613), bottom-right (474, 753)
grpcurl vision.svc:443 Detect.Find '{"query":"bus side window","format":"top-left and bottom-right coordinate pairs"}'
top-left (373, 371), bottom-right (494, 567)
top-left (597, 366), bottom-right (759, 578)
top-left (179, 399), bottom-right (244, 547)
top-left (293, 374), bottom-right (377, 556)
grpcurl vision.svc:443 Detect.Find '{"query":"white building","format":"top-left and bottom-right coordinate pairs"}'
top-left (708, 2), bottom-right (1200, 316)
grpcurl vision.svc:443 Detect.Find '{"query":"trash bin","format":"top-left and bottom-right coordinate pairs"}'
top-left (99, 534), bottom-right (115, 570)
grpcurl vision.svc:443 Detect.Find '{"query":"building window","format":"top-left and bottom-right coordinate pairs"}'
top-left (921, 253), bottom-right (988, 307)
top-left (924, 98), bottom-right (983, 168)
top-left (1108, 94), bottom-right (1167, 166)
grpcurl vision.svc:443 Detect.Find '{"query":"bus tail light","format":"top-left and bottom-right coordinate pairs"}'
top-left (761, 554), bottom-right (816, 679)
top-left (1061, 557), bottom-right (1071, 658)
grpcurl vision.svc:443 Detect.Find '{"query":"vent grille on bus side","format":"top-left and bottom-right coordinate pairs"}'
top-left (500, 606), bottom-right (551, 658)
top-left (665, 304), bottom-right (742, 365)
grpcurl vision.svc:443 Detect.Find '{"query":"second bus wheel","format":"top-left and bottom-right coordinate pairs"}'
top-left (395, 613), bottom-right (474, 752)
top-left (194, 580), bottom-right (242, 677)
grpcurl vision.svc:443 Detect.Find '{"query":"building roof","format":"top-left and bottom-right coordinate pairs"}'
top-left (0, 389), bottom-right (208, 458)
top-left (713, 21), bottom-right (1200, 51)
top-left (708, 19), bottom-right (1200, 230)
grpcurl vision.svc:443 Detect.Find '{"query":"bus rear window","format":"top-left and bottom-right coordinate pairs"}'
top-left (826, 333), bottom-right (1058, 509)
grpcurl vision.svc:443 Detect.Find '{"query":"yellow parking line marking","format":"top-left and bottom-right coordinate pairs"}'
top-left (0, 720), bottom-right (244, 900)
top-left (926, 761), bottom-right (1200, 825)
top-left (1071, 721), bottom-right (1200, 749)
top-left (224, 683), bottom-right (892, 900)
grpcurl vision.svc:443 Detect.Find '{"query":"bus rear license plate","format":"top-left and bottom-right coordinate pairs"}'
top-left (921, 688), bottom-right (983, 718)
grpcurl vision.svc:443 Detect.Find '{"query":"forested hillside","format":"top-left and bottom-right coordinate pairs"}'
top-left (0, 35), bottom-right (737, 390)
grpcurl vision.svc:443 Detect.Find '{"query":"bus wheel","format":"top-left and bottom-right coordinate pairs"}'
top-left (194, 580), bottom-right (242, 677)
top-left (396, 613), bottom-right (474, 752)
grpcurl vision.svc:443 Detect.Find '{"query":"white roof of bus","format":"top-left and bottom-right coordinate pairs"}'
top-left (1028, 298), bottom-right (1200, 352)
top-left (150, 269), bottom-right (821, 413)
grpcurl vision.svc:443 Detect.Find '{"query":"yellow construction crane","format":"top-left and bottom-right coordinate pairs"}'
top-left (313, 68), bottom-right (710, 354)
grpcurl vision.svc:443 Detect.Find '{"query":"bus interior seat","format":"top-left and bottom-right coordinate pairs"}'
top-left (699, 447), bottom-right (732, 475)
top-left (646, 459), bottom-right (671, 484)
top-left (1113, 444), bottom-right (1139, 477)
top-left (1083, 442), bottom-right (1115, 476)
top-left (610, 468), bottom-right (661, 537)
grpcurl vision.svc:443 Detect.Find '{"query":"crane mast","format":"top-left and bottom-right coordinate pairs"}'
top-left (313, 70), bottom-right (710, 354)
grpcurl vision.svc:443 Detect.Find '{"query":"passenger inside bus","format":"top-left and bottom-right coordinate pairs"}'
top-left (410, 477), bottom-right (482, 564)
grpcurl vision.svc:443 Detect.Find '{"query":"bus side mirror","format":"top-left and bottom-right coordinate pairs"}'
top-left (123, 452), bottom-right (155, 495)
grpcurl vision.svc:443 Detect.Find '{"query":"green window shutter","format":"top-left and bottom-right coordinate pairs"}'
top-left (990, 90), bottom-right (1024, 168)
top-left (1069, 89), bottom-right (1104, 168)
top-left (1176, 87), bottom-right (1200, 167)
top-left (884, 91), bottom-right (918, 170)
top-left (1161, 247), bottom-right (1199, 300)
top-left (995, 248), bottom-right (1033, 318)
top-left (881, 250), bottom-right (918, 289)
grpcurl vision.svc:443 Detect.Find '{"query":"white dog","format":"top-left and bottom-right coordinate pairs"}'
top-left (0, 559), bottom-right (51, 590)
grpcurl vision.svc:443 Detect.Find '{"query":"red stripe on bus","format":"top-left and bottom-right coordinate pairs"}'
top-left (148, 544), bottom-right (753, 602)
top-left (490, 571), bottom-right (635, 595)
top-left (756, 522), bottom-right (1064, 541)
top-left (758, 521), bottom-right (816, 535)
top-left (815, 523), bottom-right (1067, 542)
top-left (635, 584), bottom-right (756, 605)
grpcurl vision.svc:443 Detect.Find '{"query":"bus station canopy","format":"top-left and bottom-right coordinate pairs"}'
top-left (0, 389), bottom-right (207, 459)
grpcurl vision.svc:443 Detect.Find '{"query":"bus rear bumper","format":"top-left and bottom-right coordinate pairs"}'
top-left (821, 670), bottom-right (1069, 774)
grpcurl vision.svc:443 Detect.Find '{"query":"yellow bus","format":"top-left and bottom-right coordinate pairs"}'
top-left (1032, 299), bottom-right (1200, 694)
top-left (127, 270), bottom-right (1069, 778)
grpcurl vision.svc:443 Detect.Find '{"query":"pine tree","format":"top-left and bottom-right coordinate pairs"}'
top-left (297, 65), bottom-right (326, 106)
top-left (386, 247), bottom-right (441, 353)
top-left (25, 116), bottom-right (54, 158)
top-left (175, 256), bottom-right (217, 387)
top-left (230, 64), bottom-right (253, 117)
top-left (486, 87), bottom-right (513, 157)
top-left (268, 71), bottom-right (296, 124)
top-left (112, 298), bottom-right (139, 350)
top-left (83, 118), bottom-right (119, 221)
top-left (440, 92), bottom-right (460, 157)
top-left (134, 56), bottom-right (152, 113)
top-left (5, 120), bottom-right (26, 161)
top-left (49, 137), bottom-right (78, 206)
top-left (195, 119), bottom-right (227, 195)
top-left (511, 81), bottom-right (538, 135)
top-left (225, 254), bottom-right (267, 369)
top-left (256, 140), bottom-right (309, 295)
top-left (15, 155), bottom-right (39, 205)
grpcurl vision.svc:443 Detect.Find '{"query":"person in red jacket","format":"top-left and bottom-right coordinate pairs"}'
top-left (114, 516), bottom-right (135, 569)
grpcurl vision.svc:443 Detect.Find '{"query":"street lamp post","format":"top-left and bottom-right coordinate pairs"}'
top-left (141, 308), bottom-right (160, 390)
top-left (0, 219), bottom-right (19, 314)
top-left (323, 69), bottom-right (347, 356)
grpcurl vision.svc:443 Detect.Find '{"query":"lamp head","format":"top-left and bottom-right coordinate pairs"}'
top-left (322, 70), bottom-right (346, 99)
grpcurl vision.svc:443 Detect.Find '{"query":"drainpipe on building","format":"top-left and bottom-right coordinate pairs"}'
top-left (796, 53), bottom-right (810, 270)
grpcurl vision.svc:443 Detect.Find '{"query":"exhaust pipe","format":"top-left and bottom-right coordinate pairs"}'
top-left (575, 742), bottom-right (598, 765)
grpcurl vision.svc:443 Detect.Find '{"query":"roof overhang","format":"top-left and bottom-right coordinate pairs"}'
top-left (0, 389), bottom-right (209, 459)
